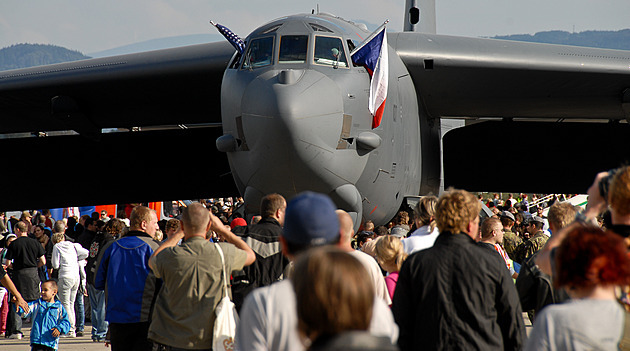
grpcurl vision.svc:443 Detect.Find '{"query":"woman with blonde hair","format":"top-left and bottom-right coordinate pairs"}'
top-left (51, 231), bottom-right (89, 337)
top-left (375, 236), bottom-right (408, 303)
top-left (402, 196), bottom-right (439, 254)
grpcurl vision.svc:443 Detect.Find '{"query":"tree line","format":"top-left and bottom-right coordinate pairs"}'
top-left (0, 43), bottom-right (90, 71)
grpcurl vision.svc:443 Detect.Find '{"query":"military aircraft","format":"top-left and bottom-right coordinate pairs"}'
top-left (1, 1), bottom-right (630, 228)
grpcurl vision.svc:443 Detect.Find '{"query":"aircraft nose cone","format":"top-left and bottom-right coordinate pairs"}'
top-left (229, 69), bottom-right (346, 208)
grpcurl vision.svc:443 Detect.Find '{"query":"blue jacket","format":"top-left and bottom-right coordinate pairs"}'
top-left (94, 231), bottom-right (160, 323)
top-left (20, 299), bottom-right (71, 349)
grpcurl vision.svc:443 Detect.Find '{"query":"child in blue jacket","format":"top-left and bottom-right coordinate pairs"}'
top-left (19, 280), bottom-right (71, 351)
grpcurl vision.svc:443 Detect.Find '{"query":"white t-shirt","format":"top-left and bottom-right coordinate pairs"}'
top-left (236, 279), bottom-right (398, 351)
top-left (349, 250), bottom-right (391, 305)
top-left (402, 225), bottom-right (439, 254)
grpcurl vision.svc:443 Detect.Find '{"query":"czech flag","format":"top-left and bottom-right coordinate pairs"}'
top-left (351, 23), bottom-right (388, 129)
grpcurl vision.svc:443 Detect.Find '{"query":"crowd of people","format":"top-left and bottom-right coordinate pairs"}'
top-left (0, 168), bottom-right (629, 350)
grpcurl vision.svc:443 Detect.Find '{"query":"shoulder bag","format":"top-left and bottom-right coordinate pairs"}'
top-left (213, 243), bottom-right (239, 351)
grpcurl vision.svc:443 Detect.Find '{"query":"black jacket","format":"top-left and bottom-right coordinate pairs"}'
top-left (231, 217), bottom-right (289, 311)
top-left (86, 231), bottom-right (116, 286)
top-left (77, 229), bottom-right (96, 251)
top-left (515, 251), bottom-right (569, 321)
top-left (392, 232), bottom-right (525, 351)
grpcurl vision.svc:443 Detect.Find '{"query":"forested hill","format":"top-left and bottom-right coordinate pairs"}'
top-left (0, 43), bottom-right (90, 71)
top-left (493, 29), bottom-right (630, 51)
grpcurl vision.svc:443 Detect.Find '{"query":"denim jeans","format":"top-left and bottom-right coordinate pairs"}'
top-left (74, 288), bottom-right (85, 332)
top-left (87, 284), bottom-right (108, 339)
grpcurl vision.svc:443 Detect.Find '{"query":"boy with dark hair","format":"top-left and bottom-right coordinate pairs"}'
top-left (19, 279), bottom-right (71, 351)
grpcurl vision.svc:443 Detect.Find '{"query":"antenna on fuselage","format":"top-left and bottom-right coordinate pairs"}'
top-left (404, 0), bottom-right (436, 33)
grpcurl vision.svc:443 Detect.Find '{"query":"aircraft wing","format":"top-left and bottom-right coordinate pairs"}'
top-left (0, 41), bottom-right (238, 211)
top-left (0, 41), bottom-right (235, 135)
top-left (391, 32), bottom-right (630, 120)
top-left (391, 32), bottom-right (630, 193)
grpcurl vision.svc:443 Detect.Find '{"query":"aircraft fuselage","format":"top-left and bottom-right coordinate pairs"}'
top-left (218, 14), bottom-right (427, 227)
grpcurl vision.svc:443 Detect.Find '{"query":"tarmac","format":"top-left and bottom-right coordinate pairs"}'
top-left (1, 322), bottom-right (105, 351)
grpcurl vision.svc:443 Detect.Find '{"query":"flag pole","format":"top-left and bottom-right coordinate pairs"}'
top-left (350, 19), bottom-right (389, 57)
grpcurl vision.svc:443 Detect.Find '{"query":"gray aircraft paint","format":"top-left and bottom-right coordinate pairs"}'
top-left (219, 14), bottom-right (424, 228)
top-left (404, 0), bottom-right (436, 34)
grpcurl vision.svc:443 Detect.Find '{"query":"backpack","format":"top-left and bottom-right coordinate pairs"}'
top-left (515, 252), bottom-right (569, 320)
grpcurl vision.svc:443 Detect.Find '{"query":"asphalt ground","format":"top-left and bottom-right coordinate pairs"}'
top-left (1, 321), bottom-right (106, 351)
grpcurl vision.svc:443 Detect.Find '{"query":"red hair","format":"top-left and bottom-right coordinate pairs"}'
top-left (555, 226), bottom-right (630, 289)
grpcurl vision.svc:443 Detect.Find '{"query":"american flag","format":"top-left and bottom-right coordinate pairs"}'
top-left (211, 21), bottom-right (245, 54)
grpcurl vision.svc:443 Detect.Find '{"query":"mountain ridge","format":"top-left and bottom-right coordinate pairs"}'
top-left (492, 29), bottom-right (630, 51)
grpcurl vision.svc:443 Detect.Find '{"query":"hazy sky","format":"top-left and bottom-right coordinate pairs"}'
top-left (1, 0), bottom-right (629, 54)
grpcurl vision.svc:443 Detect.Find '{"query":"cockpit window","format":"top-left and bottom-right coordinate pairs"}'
top-left (279, 35), bottom-right (308, 64)
top-left (347, 39), bottom-right (356, 53)
top-left (314, 36), bottom-right (348, 68)
top-left (229, 51), bottom-right (242, 69)
top-left (310, 23), bottom-right (333, 32)
top-left (242, 36), bottom-right (274, 69)
top-left (261, 24), bottom-right (283, 34)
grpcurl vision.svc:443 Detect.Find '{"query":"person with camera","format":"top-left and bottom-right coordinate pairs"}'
top-left (536, 166), bottom-right (630, 276)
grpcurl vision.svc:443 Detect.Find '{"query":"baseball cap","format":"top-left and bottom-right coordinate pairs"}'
top-left (230, 218), bottom-right (247, 229)
top-left (282, 192), bottom-right (340, 246)
top-left (499, 211), bottom-right (515, 222)
top-left (527, 215), bottom-right (545, 225)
